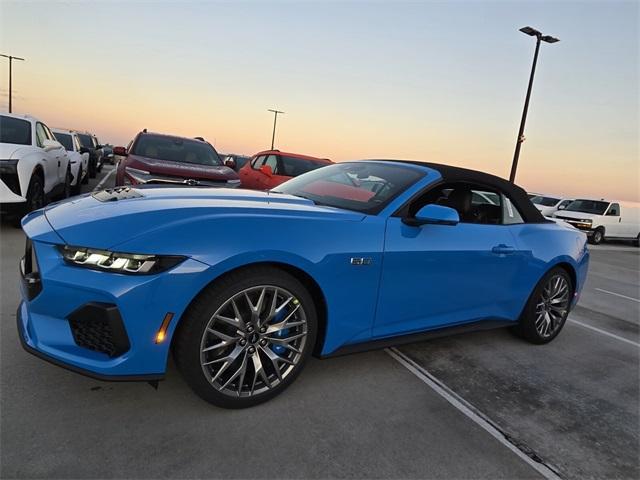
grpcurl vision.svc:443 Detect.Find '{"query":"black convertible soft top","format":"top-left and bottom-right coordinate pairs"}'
top-left (382, 160), bottom-right (547, 223)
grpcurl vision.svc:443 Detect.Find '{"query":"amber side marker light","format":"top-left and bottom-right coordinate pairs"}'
top-left (155, 312), bottom-right (174, 344)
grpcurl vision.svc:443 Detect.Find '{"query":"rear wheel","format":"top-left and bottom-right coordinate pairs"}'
top-left (513, 267), bottom-right (573, 344)
top-left (174, 266), bottom-right (317, 408)
top-left (589, 227), bottom-right (604, 245)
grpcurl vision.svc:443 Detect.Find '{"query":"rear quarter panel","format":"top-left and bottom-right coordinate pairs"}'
top-left (509, 222), bottom-right (589, 310)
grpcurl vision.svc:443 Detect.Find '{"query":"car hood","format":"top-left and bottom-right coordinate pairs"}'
top-left (0, 143), bottom-right (28, 159)
top-left (128, 155), bottom-right (239, 181)
top-left (42, 187), bottom-right (365, 249)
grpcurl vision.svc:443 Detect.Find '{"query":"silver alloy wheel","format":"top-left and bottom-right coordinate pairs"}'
top-left (200, 285), bottom-right (308, 397)
top-left (535, 274), bottom-right (570, 338)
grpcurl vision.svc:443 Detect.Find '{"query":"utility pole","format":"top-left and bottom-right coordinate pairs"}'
top-left (509, 27), bottom-right (559, 183)
top-left (268, 109), bottom-right (285, 150)
top-left (0, 53), bottom-right (26, 113)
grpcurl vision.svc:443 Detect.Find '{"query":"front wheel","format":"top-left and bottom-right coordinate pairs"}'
top-left (589, 227), bottom-right (604, 245)
top-left (512, 267), bottom-right (573, 344)
top-left (174, 266), bottom-right (317, 408)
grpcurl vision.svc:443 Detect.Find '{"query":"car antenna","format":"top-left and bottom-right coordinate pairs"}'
top-left (143, 128), bottom-right (147, 133)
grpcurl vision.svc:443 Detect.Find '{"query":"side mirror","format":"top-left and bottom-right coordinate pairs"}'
top-left (78, 146), bottom-right (89, 154)
top-left (403, 204), bottom-right (460, 227)
top-left (260, 164), bottom-right (273, 177)
top-left (96, 144), bottom-right (103, 149)
top-left (113, 146), bottom-right (128, 156)
top-left (224, 158), bottom-right (236, 170)
top-left (42, 139), bottom-right (62, 151)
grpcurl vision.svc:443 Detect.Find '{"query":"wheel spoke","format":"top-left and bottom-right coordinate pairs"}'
top-left (208, 344), bottom-right (245, 382)
top-left (267, 331), bottom-right (306, 345)
top-left (219, 350), bottom-right (249, 391)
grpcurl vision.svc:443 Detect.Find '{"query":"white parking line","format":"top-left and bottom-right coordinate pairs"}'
top-left (568, 319), bottom-right (640, 347)
top-left (93, 168), bottom-right (115, 192)
top-left (595, 288), bottom-right (640, 303)
top-left (386, 347), bottom-right (562, 480)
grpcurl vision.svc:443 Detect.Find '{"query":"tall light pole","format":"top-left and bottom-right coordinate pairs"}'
top-left (0, 53), bottom-right (26, 113)
top-left (268, 109), bottom-right (284, 150)
top-left (509, 27), bottom-right (559, 183)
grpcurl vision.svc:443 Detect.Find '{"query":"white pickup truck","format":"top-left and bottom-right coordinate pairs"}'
top-left (553, 199), bottom-right (640, 245)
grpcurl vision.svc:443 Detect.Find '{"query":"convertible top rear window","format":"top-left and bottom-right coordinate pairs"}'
top-left (272, 162), bottom-right (424, 214)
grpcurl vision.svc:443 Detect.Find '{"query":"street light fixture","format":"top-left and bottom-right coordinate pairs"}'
top-left (0, 53), bottom-right (26, 113)
top-left (509, 27), bottom-right (559, 182)
top-left (268, 109), bottom-right (284, 150)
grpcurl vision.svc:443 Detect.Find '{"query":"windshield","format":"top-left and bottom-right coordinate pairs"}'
top-left (564, 199), bottom-right (609, 215)
top-left (77, 134), bottom-right (93, 149)
top-left (131, 134), bottom-right (222, 166)
top-left (531, 195), bottom-right (560, 207)
top-left (272, 162), bottom-right (424, 214)
top-left (0, 116), bottom-right (31, 145)
top-left (54, 132), bottom-right (73, 151)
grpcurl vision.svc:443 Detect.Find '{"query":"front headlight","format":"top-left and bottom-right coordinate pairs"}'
top-left (59, 245), bottom-right (185, 274)
top-left (582, 219), bottom-right (592, 224)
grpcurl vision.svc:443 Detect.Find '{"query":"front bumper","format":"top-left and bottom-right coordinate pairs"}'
top-left (18, 230), bottom-right (211, 380)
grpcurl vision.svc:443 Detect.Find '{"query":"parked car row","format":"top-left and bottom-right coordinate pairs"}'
top-left (0, 112), bottom-right (111, 221)
top-left (112, 129), bottom-right (332, 191)
top-left (528, 193), bottom-right (640, 245)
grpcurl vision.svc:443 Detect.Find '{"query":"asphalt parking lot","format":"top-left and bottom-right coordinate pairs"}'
top-left (1, 166), bottom-right (638, 479)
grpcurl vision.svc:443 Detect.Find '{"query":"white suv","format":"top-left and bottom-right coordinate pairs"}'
top-left (529, 194), bottom-right (574, 217)
top-left (0, 113), bottom-right (71, 217)
top-left (52, 128), bottom-right (89, 195)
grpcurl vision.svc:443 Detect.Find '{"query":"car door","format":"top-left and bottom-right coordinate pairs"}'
top-left (255, 154), bottom-right (282, 190)
top-left (604, 203), bottom-right (623, 237)
top-left (35, 122), bottom-right (60, 193)
top-left (240, 155), bottom-right (264, 189)
top-left (43, 124), bottom-right (67, 184)
top-left (373, 183), bottom-right (525, 338)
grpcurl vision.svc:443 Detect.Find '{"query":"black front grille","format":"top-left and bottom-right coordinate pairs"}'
top-left (68, 303), bottom-right (130, 358)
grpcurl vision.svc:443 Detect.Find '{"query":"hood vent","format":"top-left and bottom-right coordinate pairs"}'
top-left (92, 187), bottom-right (143, 202)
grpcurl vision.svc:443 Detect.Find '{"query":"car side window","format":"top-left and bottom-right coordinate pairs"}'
top-left (607, 203), bottom-right (620, 216)
top-left (263, 155), bottom-right (279, 174)
top-left (251, 155), bottom-right (265, 169)
top-left (35, 123), bottom-right (48, 148)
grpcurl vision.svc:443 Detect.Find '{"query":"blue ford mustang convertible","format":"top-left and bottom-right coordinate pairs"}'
top-left (18, 161), bottom-right (589, 408)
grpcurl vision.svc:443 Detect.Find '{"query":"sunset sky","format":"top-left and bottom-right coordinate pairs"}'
top-left (1, 1), bottom-right (638, 201)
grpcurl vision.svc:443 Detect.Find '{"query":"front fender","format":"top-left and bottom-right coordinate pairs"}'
top-left (116, 214), bottom-right (387, 357)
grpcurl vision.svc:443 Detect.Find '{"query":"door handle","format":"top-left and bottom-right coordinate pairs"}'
top-left (492, 244), bottom-right (515, 255)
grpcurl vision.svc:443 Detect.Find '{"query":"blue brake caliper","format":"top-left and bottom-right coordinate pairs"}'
top-left (270, 309), bottom-right (288, 355)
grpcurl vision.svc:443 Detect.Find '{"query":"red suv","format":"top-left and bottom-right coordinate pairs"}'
top-left (115, 131), bottom-right (240, 188)
top-left (239, 150), bottom-right (332, 190)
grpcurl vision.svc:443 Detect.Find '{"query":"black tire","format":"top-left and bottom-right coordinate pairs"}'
top-left (589, 227), bottom-right (604, 245)
top-left (72, 166), bottom-right (83, 196)
top-left (14, 173), bottom-right (46, 227)
top-left (173, 266), bottom-right (317, 408)
top-left (62, 166), bottom-right (72, 199)
top-left (88, 159), bottom-right (97, 178)
top-left (512, 267), bottom-right (574, 345)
